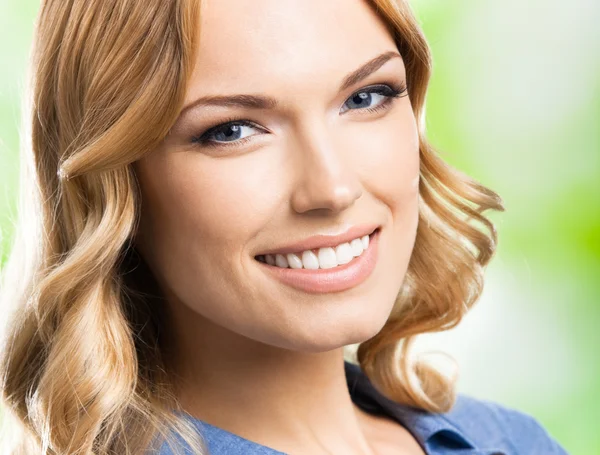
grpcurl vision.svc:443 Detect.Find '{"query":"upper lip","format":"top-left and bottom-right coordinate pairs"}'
top-left (256, 223), bottom-right (380, 256)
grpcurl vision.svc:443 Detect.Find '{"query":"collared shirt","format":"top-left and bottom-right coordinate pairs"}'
top-left (158, 361), bottom-right (569, 454)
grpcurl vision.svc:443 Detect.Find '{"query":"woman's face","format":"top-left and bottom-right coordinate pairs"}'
top-left (133, 0), bottom-right (420, 352)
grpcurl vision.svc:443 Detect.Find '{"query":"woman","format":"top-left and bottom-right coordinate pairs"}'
top-left (0, 0), bottom-right (568, 454)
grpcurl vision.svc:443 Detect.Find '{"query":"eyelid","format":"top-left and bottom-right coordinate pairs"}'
top-left (340, 81), bottom-right (408, 113)
top-left (191, 118), bottom-right (266, 145)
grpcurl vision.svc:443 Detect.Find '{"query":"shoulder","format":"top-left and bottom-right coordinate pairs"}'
top-left (441, 393), bottom-right (569, 454)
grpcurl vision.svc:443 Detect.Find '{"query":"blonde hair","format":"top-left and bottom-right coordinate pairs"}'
top-left (0, 0), bottom-right (504, 453)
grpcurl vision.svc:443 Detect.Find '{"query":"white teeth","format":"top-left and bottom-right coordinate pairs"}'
top-left (260, 231), bottom-right (375, 269)
top-left (301, 250), bottom-right (320, 270)
top-left (286, 253), bottom-right (303, 269)
top-left (335, 243), bottom-right (354, 264)
top-left (318, 247), bottom-right (338, 269)
top-left (349, 238), bottom-right (364, 257)
top-left (275, 254), bottom-right (288, 268)
top-left (361, 234), bottom-right (369, 249)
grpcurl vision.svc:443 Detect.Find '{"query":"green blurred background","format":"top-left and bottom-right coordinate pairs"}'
top-left (0, 0), bottom-right (598, 453)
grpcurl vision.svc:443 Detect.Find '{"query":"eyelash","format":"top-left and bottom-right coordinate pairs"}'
top-left (191, 81), bottom-right (408, 150)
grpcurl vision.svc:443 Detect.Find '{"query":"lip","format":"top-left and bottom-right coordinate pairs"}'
top-left (255, 223), bottom-right (380, 256)
top-left (256, 228), bottom-right (381, 294)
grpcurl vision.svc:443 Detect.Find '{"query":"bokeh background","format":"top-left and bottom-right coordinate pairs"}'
top-left (0, 0), bottom-right (598, 453)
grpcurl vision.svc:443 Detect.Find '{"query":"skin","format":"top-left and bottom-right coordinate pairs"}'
top-left (133, 0), bottom-right (423, 453)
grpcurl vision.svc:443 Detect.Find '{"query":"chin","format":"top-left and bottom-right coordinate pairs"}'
top-left (270, 309), bottom-right (391, 354)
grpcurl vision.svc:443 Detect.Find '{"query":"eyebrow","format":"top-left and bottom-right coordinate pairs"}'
top-left (178, 50), bottom-right (402, 117)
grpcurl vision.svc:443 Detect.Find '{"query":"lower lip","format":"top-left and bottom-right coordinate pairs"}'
top-left (256, 228), bottom-right (380, 294)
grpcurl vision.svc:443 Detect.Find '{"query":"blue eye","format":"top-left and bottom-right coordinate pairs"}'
top-left (191, 82), bottom-right (408, 149)
top-left (340, 83), bottom-right (407, 114)
top-left (190, 118), bottom-right (264, 150)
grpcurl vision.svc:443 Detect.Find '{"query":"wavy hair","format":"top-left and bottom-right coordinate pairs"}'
top-left (0, 0), bottom-right (504, 453)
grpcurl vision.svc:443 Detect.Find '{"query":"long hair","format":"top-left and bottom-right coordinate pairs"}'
top-left (0, 0), bottom-right (504, 453)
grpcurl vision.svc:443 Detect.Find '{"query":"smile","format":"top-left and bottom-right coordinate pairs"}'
top-left (256, 231), bottom-right (373, 270)
top-left (255, 228), bottom-right (381, 293)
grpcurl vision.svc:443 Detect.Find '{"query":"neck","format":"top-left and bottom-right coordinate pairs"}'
top-left (166, 297), bottom-right (380, 455)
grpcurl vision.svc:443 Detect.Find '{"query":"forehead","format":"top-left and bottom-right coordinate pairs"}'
top-left (186, 0), bottom-right (398, 104)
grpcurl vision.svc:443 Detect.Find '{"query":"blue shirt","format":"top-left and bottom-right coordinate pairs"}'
top-left (158, 361), bottom-right (569, 454)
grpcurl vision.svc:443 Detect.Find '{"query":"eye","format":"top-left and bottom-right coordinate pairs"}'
top-left (191, 118), bottom-right (265, 149)
top-left (191, 81), bottom-right (408, 149)
top-left (340, 83), bottom-right (408, 114)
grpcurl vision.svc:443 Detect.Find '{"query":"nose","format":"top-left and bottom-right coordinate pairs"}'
top-left (290, 121), bottom-right (363, 215)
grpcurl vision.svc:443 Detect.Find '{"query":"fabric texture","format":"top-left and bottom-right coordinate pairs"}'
top-left (155, 361), bottom-right (569, 455)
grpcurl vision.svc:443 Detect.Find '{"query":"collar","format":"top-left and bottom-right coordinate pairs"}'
top-left (344, 361), bottom-right (500, 454)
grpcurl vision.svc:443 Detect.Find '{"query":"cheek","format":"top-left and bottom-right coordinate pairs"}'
top-left (347, 104), bottom-right (420, 212)
top-left (134, 150), bottom-right (284, 324)
top-left (139, 151), bottom-right (280, 256)
top-left (134, 147), bottom-right (294, 315)
top-left (346, 105), bottom-right (421, 271)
